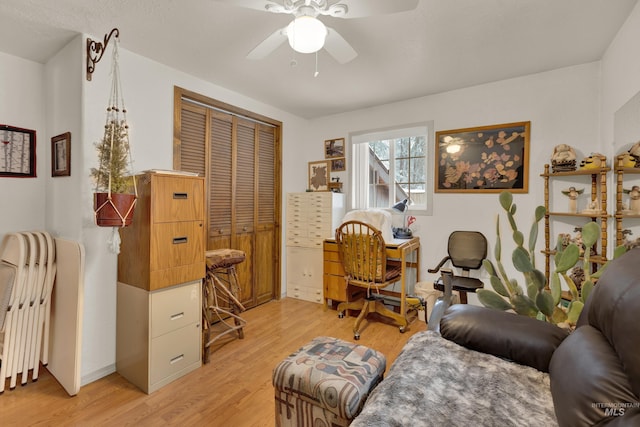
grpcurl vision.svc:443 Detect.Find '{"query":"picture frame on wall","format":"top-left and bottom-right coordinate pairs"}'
top-left (324, 138), bottom-right (345, 159)
top-left (331, 157), bottom-right (346, 172)
top-left (0, 124), bottom-right (37, 178)
top-left (308, 160), bottom-right (331, 191)
top-left (435, 121), bottom-right (530, 193)
top-left (51, 132), bottom-right (71, 177)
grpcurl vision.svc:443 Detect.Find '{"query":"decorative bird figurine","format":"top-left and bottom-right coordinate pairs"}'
top-left (618, 152), bottom-right (637, 168)
top-left (579, 153), bottom-right (605, 170)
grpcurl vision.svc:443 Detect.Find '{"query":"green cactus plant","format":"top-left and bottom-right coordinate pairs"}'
top-left (477, 191), bottom-right (624, 326)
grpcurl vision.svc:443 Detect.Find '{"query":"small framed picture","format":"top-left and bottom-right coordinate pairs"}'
top-left (331, 157), bottom-right (346, 172)
top-left (51, 132), bottom-right (71, 177)
top-left (324, 138), bottom-right (345, 159)
top-left (308, 160), bottom-right (331, 192)
top-left (0, 124), bottom-right (37, 178)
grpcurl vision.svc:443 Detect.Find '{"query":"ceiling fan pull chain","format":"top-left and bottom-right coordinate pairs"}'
top-left (314, 51), bottom-right (319, 77)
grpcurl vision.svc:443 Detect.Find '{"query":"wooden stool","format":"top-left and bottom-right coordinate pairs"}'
top-left (202, 249), bottom-right (247, 363)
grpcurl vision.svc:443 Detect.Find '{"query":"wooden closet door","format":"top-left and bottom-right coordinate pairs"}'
top-left (234, 118), bottom-right (256, 307)
top-left (209, 111), bottom-right (233, 250)
top-left (176, 92), bottom-right (280, 310)
top-left (255, 124), bottom-right (277, 304)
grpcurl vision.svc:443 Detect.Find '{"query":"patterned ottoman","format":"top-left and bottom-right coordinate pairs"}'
top-left (273, 336), bottom-right (386, 427)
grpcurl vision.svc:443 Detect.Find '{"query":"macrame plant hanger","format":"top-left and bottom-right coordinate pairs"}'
top-left (92, 32), bottom-right (138, 254)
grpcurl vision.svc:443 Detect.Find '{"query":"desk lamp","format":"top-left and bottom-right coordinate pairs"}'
top-left (392, 198), bottom-right (412, 238)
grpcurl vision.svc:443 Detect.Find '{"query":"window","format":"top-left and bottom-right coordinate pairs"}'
top-left (351, 124), bottom-right (431, 214)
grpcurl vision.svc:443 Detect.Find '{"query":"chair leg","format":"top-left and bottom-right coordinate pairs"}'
top-left (336, 299), bottom-right (365, 318)
top-left (352, 299), bottom-right (374, 340)
top-left (459, 291), bottom-right (468, 304)
top-left (372, 300), bottom-right (408, 332)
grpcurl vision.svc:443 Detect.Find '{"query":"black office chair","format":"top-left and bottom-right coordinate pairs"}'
top-left (428, 231), bottom-right (487, 304)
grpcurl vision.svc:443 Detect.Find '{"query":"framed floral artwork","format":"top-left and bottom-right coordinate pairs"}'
top-left (308, 160), bottom-right (330, 191)
top-left (435, 121), bottom-right (530, 193)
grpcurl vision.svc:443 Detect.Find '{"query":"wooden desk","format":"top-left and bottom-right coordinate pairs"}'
top-left (323, 236), bottom-right (420, 325)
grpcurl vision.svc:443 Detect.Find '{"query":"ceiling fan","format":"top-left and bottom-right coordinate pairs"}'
top-left (217, 0), bottom-right (420, 64)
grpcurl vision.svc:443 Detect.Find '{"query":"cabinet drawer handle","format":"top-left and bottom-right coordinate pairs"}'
top-left (173, 236), bottom-right (188, 244)
top-left (170, 354), bottom-right (185, 364)
top-left (170, 312), bottom-right (185, 320)
top-left (173, 192), bottom-right (188, 199)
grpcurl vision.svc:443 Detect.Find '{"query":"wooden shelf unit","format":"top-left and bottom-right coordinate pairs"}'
top-left (541, 163), bottom-right (610, 280)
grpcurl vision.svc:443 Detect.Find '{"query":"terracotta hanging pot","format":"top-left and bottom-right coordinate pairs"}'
top-left (94, 192), bottom-right (136, 227)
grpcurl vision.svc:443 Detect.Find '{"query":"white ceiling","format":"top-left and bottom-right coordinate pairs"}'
top-left (0, 0), bottom-right (637, 119)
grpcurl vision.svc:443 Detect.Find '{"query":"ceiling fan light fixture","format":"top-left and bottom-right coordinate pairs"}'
top-left (286, 16), bottom-right (327, 54)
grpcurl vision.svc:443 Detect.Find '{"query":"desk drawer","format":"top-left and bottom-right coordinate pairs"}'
top-left (324, 261), bottom-right (345, 276)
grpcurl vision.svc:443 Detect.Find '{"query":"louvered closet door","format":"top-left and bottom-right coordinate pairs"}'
top-left (255, 124), bottom-right (277, 304)
top-left (179, 104), bottom-right (207, 176)
top-left (234, 118), bottom-right (256, 306)
top-left (177, 95), bottom-right (279, 310)
top-left (209, 111), bottom-right (233, 249)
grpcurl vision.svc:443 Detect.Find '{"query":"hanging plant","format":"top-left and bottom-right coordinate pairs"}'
top-left (91, 37), bottom-right (137, 233)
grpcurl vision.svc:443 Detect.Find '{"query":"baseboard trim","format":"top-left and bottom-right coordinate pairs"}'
top-left (81, 364), bottom-right (116, 387)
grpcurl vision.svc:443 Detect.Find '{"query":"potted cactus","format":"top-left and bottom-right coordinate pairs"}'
top-left (478, 191), bottom-right (624, 328)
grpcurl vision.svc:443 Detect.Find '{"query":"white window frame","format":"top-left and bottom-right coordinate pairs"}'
top-left (349, 121), bottom-right (433, 216)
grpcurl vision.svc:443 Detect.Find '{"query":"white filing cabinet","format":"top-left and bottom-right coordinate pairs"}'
top-left (286, 192), bottom-right (345, 303)
top-left (116, 280), bottom-right (201, 394)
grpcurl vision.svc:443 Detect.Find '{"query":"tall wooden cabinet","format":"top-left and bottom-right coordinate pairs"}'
top-left (541, 164), bottom-right (610, 280)
top-left (176, 90), bottom-right (281, 310)
top-left (117, 173), bottom-right (205, 393)
top-left (286, 192), bottom-right (345, 303)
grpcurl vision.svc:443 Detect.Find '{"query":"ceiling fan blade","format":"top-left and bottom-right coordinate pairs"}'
top-left (324, 28), bottom-right (357, 64)
top-left (335, 0), bottom-right (419, 19)
top-left (215, 0), bottom-right (287, 13)
top-left (247, 27), bottom-right (287, 60)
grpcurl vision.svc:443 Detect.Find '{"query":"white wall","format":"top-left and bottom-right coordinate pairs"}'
top-left (0, 52), bottom-right (46, 236)
top-left (305, 62), bottom-right (602, 303)
top-left (601, 1), bottom-right (640, 153)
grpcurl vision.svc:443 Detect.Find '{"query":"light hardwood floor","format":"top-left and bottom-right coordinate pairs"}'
top-left (0, 297), bottom-right (426, 426)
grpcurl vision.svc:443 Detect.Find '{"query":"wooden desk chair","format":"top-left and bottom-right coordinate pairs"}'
top-left (335, 220), bottom-right (406, 340)
top-left (428, 231), bottom-right (487, 304)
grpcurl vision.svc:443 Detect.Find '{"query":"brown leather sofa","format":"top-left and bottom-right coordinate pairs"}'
top-left (439, 247), bottom-right (640, 426)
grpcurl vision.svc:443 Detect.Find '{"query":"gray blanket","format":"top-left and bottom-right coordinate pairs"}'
top-left (352, 331), bottom-right (557, 427)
